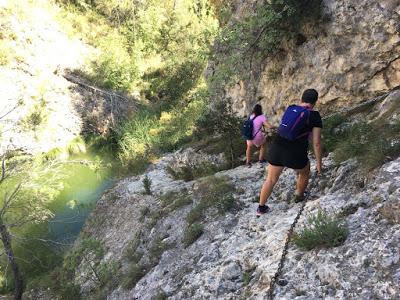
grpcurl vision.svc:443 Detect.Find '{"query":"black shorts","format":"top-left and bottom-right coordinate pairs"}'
top-left (267, 136), bottom-right (309, 169)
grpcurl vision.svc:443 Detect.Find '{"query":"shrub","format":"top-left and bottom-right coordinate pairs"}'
top-left (120, 264), bottom-right (148, 290)
top-left (143, 175), bottom-right (152, 195)
top-left (155, 291), bottom-right (168, 300)
top-left (87, 34), bottom-right (139, 93)
top-left (321, 114), bottom-right (347, 154)
top-left (183, 223), bottom-right (204, 247)
top-left (148, 236), bottom-right (173, 266)
top-left (159, 190), bottom-right (192, 211)
top-left (166, 162), bottom-right (223, 182)
top-left (20, 101), bottom-right (49, 131)
top-left (332, 119), bottom-right (400, 170)
top-left (194, 99), bottom-right (243, 168)
top-left (293, 210), bottom-right (348, 250)
top-left (186, 176), bottom-right (237, 225)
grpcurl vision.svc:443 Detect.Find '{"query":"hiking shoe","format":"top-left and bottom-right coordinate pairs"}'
top-left (258, 159), bottom-right (267, 163)
top-left (293, 194), bottom-right (306, 203)
top-left (246, 162), bottom-right (252, 168)
top-left (256, 205), bottom-right (270, 217)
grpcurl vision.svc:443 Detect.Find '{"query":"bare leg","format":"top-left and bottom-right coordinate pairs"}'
top-left (259, 164), bottom-right (284, 206)
top-left (295, 162), bottom-right (310, 196)
top-left (246, 143), bottom-right (252, 164)
top-left (259, 142), bottom-right (266, 161)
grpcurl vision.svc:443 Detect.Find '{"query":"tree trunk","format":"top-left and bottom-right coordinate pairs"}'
top-left (0, 220), bottom-right (23, 300)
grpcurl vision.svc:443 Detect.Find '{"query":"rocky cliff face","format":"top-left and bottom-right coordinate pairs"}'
top-left (224, 0), bottom-right (400, 121)
top-left (69, 90), bottom-right (400, 299)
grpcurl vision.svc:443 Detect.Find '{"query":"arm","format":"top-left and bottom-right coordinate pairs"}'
top-left (263, 120), bottom-right (276, 129)
top-left (312, 127), bottom-right (322, 175)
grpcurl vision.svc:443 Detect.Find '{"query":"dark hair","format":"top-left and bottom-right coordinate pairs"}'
top-left (252, 104), bottom-right (263, 116)
top-left (301, 89), bottom-right (318, 104)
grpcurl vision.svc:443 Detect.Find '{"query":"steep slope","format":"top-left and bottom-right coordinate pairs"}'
top-left (0, 0), bottom-right (135, 156)
top-left (0, 0), bottom-right (87, 154)
top-left (68, 90), bottom-right (400, 299)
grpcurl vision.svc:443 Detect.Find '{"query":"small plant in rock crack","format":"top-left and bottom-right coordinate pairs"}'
top-left (143, 175), bottom-right (152, 195)
top-left (293, 209), bottom-right (348, 250)
top-left (182, 223), bottom-right (204, 248)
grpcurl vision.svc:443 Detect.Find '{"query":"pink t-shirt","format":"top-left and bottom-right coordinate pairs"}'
top-left (251, 114), bottom-right (266, 140)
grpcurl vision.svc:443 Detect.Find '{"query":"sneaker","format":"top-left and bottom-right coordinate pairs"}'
top-left (256, 205), bottom-right (270, 217)
top-left (246, 162), bottom-right (252, 168)
top-left (258, 159), bottom-right (267, 163)
top-left (293, 194), bottom-right (306, 203)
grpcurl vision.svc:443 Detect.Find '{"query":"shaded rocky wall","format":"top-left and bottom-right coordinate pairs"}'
top-left (222, 0), bottom-right (400, 122)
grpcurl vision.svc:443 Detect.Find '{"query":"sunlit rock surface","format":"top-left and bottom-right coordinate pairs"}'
top-left (78, 148), bottom-right (400, 299)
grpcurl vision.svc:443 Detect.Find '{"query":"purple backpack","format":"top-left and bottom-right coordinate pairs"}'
top-left (278, 105), bottom-right (311, 141)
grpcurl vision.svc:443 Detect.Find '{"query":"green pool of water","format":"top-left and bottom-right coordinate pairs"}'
top-left (47, 152), bottom-right (115, 243)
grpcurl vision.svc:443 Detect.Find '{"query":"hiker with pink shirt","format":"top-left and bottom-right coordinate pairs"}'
top-left (245, 104), bottom-right (276, 167)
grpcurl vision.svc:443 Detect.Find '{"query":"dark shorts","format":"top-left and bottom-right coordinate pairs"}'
top-left (267, 137), bottom-right (309, 170)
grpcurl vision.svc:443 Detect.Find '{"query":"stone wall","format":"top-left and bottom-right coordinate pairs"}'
top-left (222, 0), bottom-right (400, 122)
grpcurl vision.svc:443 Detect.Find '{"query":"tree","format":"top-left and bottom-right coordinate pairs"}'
top-left (0, 151), bottom-right (64, 299)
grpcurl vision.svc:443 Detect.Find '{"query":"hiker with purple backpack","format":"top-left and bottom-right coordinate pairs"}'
top-left (256, 89), bottom-right (323, 216)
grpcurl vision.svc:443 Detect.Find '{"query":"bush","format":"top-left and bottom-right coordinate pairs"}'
top-left (194, 99), bottom-right (243, 168)
top-left (155, 290), bottom-right (168, 300)
top-left (20, 99), bottom-right (49, 131)
top-left (293, 210), bottom-right (348, 250)
top-left (321, 114), bottom-right (346, 154)
top-left (166, 162), bottom-right (223, 182)
top-left (332, 119), bottom-right (400, 170)
top-left (183, 223), bottom-right (204, 247)
top-left (186, 176), bottom-right (237, 225)
top-left (87, 34), bottom-right (139, 93)
top-left (143, 175), bottom-right (152, 195)
top-left (159, 190), bottom-right (192, 211)
top-left (120, 264), bottom-right (148, 290)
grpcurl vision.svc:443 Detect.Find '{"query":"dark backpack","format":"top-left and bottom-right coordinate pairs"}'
top-left (241, 115), bottom-right (260, 140)
top-left (278, 105), bottom-right (311, 141)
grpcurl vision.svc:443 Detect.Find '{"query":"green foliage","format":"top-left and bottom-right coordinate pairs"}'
top-left (242, 269), bottom-right (254, 286)
top-left (293, 210), bottom-right (348, 250)
top-left (155, 290), bottom-right (168, 300)
top-left (86, 34), bottom-right (139, 93)
top-left (67, 136), bottom-right (87, 156)
top-left (121, 236), bottom-right (172, 290)
top-left (59, 0), bottom-right (218, 95)
top-left (186, 176), bottom-right (236, 225)
top-left (142, 175), bottom-right (152, 195)
top-left (321, 114), bottom-right (347, 154)
top-left (121, 264), bottom-right (148, 290)
top-left (166, 161), bottom-right (223, 182)
top-left (195, 99), bottom-right (243, 168)
top-left (210, 0), bottom-right (323, 90)
top-left (148, 237), bottom-right (172, 264)
top-left (183, 223), bottom-right (204, 247)
top-left (123, 237), bottom-right (142, 264)
top-left (20, 98), bottom-right (49, 131)
top-left (47, 237), bottom-right (119, 298)
top-left (329, 118), bottom-right (400, 170)
top-left (118, 91), bottom-right (208, 167)
top-left (159, 190), bottom-right (192, 211)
